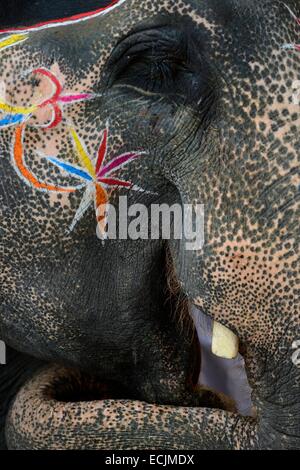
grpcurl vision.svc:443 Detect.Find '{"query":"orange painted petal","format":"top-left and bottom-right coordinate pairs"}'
top-left (13, 125), bottom-right (76, 193)
top-left (95, 183), bottom-right (109, 210)
top-left (95, 183), bottom-right (109, 237)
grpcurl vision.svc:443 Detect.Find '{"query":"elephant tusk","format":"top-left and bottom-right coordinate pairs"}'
top-left (212, 321), bottom-right (239, 360)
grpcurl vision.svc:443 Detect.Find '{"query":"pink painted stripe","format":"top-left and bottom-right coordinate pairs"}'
top-left (98, 152), bottom-right (143, 178)
top-left (59, 93), bottom-right (94, 103)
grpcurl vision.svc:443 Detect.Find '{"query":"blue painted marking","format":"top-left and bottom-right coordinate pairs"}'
top-left (47, 157), bottom-right (93, 181)
top-left (0, 113), bottom-right (25, 128)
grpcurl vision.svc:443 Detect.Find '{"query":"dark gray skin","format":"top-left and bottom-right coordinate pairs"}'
top-left (0, 0), bottom-right (300, 449)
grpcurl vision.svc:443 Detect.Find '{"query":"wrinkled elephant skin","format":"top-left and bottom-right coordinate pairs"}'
top-left (0, 0), bottom-right (299, 450)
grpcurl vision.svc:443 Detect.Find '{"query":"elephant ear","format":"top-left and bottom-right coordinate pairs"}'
top-left (0, 346), bottom-right (44, 449)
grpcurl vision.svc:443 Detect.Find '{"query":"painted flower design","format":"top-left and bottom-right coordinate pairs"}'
top-left (282, 4), bottom-right (300, 51)
top-left (0, 67), bottom-right (94, 130)
top-left (42, 126), bottom-right (146, 238)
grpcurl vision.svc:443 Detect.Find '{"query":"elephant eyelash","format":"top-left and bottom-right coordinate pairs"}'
top-left (140, 58), bottom-right (189, 87)
top-left (111, 50), bottom-right (192, 96)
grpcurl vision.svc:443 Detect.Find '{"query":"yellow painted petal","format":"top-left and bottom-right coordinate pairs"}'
top-left (0, 34), bottom-right (28, 51)
top-left (0, 100), bottom-right (37, 115)
top-left (70, 127), bottom-right (95, 178)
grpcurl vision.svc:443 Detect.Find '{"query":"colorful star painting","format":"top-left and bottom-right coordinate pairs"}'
top-left (46, 126), bottom-right (146, 238)
top-left (13, 124), bottom-right (146, 238)
top-left (0, 67), bottom-right (94, 130)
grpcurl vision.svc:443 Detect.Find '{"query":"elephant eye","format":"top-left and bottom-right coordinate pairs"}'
top-left (106, 28), bottom-right (198, 99)
top-left (113, 53), bottom-right (191, 95)
top-left (106, 26), bottom-right (216, 112)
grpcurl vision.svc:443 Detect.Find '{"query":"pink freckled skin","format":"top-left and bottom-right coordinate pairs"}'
top-left (33, 104), bottom-right (54, 126)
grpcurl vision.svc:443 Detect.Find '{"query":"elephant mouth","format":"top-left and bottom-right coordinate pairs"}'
top-left (43, 356), bottom-right (237, 414)
top-left (5, 345), bottom-right (241, 450)
top-left (6, 248), bottom-right (252, 449)
top-left (32, 323), bottom-right (237, 415)
top-left (44, 369), bottom-right (140, 403)
top-left (5, 253), bottom-right (253, 449)
top-left (43, 365), bottom-right (233, 412)
top-left (12, 328), bottom-right (238, 410)
top-left (5, 327), bottom-right (250, 450)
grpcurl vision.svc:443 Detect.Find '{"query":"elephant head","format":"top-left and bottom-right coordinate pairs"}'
top-left (0, 0), bottom-right (299, 449)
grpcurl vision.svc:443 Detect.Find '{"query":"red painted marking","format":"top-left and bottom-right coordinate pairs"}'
top-left (0, 0), bottom-right (122, 33)
top-left (96, 128), bottom-right (108, 175)
top-left (46, 102), bottom-right (63, 129)
top-left (33, 68), bottom-right (63, 104)
top-left (100, 177), bottom-right (132, 188)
